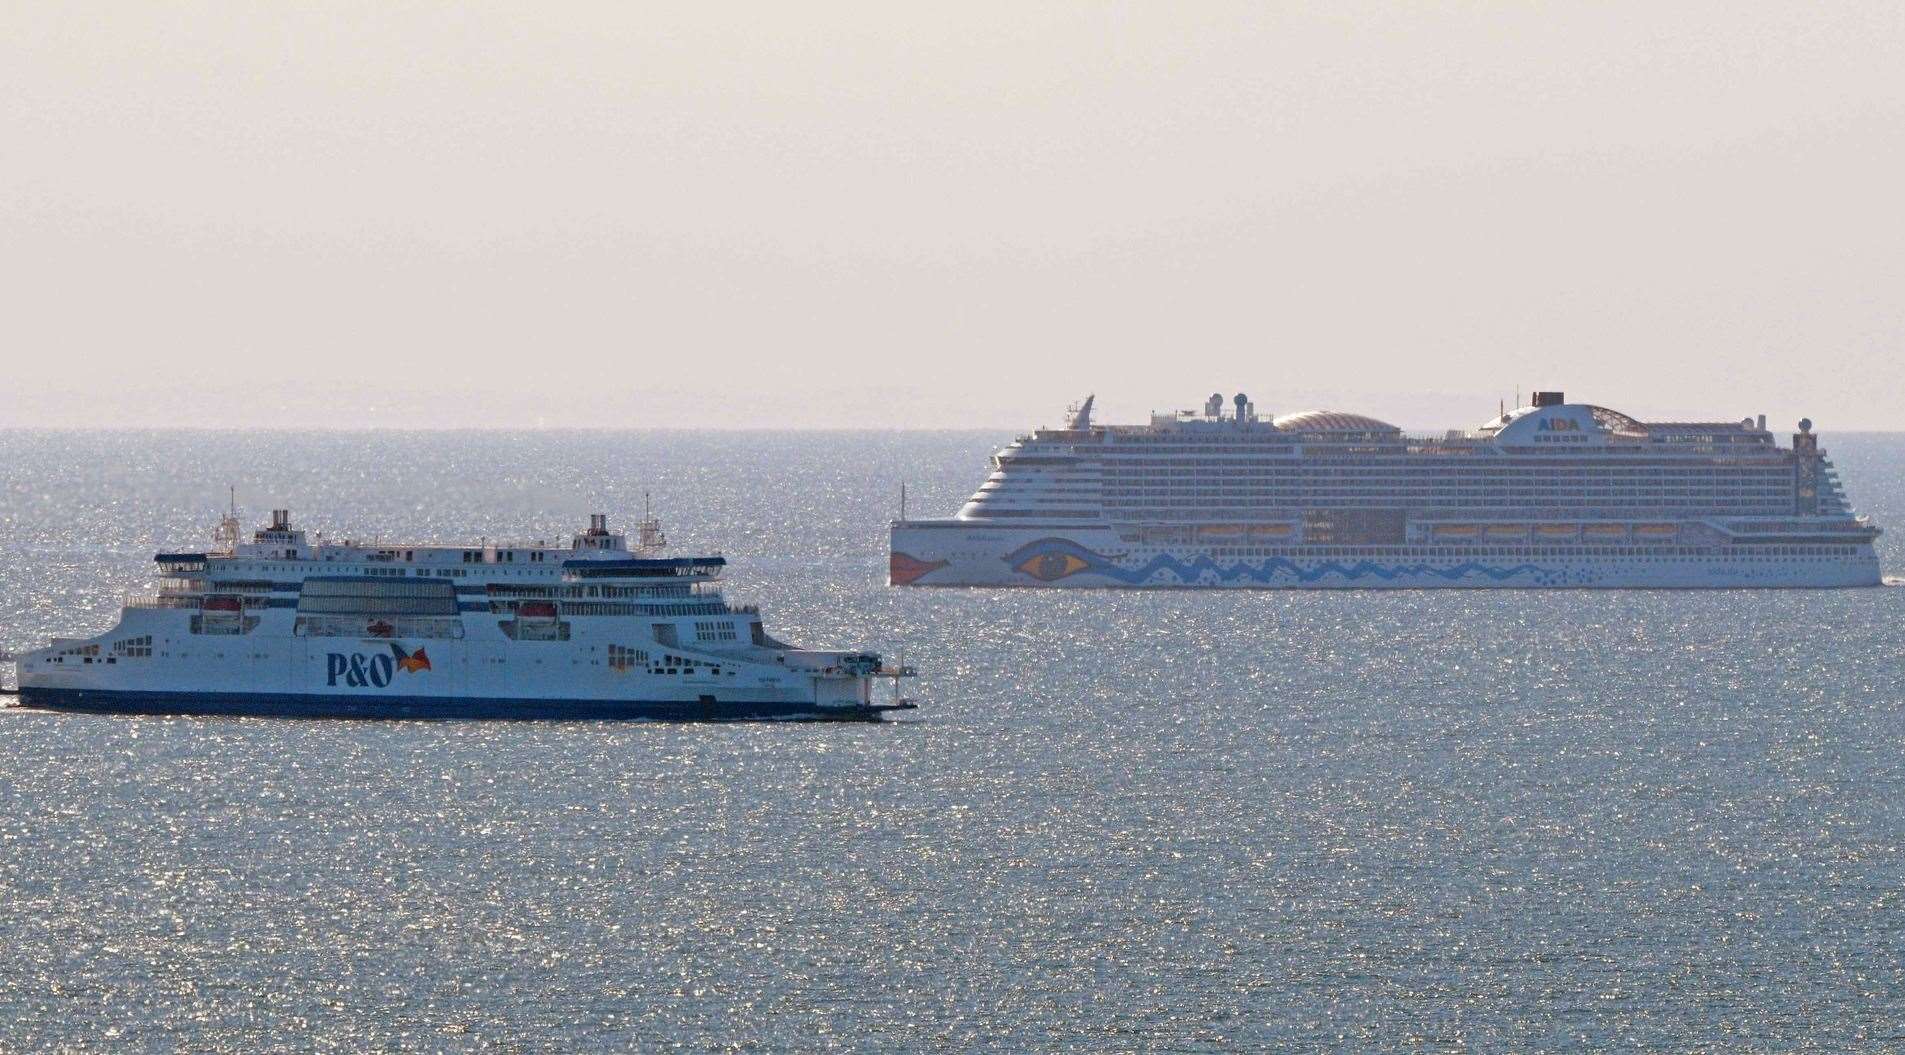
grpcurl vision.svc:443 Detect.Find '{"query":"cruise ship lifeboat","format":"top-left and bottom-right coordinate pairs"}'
top-left (1485, 525), bottom-right (1528, 539)
top-left (1434, 525), bottom-right (1479, 538)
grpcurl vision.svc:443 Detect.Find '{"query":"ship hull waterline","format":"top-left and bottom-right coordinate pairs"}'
top-left (12, 687), bottom-right (911, 722)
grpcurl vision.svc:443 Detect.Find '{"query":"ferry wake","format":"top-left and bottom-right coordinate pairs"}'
top-left (12, 507), bottom-right (916, 720)
top-left (891, 391), bottom-right (1882, 589)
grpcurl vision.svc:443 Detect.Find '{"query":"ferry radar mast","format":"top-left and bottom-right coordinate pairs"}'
top-left (636, 492), bottom-right (668, 557)
top-left (213, 487), bottom-right (242, 555)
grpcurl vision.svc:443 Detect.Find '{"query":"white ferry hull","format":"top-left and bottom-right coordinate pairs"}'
top-left (15, 511), bottom-right (915, 722)
top-left (19, 618), bottom-right (892, 720)
top-left (891, 524), bottom-right (1883, 589)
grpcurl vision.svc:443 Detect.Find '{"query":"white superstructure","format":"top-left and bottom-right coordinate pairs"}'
top-left (891, 391), bottom-right (1882, 589)
top-left (16, 509), bottom-right (915, 719)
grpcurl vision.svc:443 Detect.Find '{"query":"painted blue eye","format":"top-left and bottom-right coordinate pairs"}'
top-left (1018, 551), bottom-right (1088, 581)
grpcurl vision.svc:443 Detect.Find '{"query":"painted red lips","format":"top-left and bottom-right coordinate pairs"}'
top-left (889, 551), bottom-right (949, 585)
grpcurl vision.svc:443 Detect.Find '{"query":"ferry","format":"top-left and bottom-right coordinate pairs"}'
top-left (10, 507), bottom-right (916, 720)
top-left (890, 390), bottom-right (1882, 589)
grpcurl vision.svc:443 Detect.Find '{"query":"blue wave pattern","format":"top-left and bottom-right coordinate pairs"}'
top-left (1005, 537), bottom-right (1569, 586)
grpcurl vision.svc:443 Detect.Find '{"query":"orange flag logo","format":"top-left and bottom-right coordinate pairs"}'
top-left (389, 643), bottom-right (432, 674)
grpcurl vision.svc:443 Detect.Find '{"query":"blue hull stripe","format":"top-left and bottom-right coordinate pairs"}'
top-left (1005, 537), bottom-right (1551, 585)
top-left (17, 688), bottom-right (885, 722)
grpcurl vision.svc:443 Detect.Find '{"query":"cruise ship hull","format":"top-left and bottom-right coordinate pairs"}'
top-left (15, 687), bottom-right (898, 721)
top-left (901, 392), bottom-right (1884, 591)
top-left (891, 523), bottom-right (1882, 589)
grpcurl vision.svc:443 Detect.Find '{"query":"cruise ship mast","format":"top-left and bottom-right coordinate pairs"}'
top-left (1067, 395), bottom-right (1095, 430)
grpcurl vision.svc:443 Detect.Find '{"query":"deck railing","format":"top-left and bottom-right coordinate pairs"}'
top-left (125, 595), bottom-right (202, 610)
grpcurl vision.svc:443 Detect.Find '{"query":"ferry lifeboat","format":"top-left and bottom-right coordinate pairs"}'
top-left (200, 594), bottom-right (244, 634)
top-left (512, 600), bottom-right (565, 641)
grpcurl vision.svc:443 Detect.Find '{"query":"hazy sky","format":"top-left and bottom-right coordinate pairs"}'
top-left (5, 3), bottom-right (1902, 431)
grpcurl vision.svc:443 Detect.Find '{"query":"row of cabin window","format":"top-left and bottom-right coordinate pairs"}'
top-left (459, 550), bottom-right (550, 563)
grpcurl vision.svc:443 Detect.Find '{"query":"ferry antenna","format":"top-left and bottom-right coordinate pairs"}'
top-left (213, 485), bottom-right (243, 555)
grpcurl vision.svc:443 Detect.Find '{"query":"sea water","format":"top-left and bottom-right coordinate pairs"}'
top-left (1, 429), bottom-right (1902, 1052)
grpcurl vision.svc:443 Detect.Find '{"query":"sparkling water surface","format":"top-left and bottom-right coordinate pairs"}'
top-left (2, 430), bottom-right (1904, 1052)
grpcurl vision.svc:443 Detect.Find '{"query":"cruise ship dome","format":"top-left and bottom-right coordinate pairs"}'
top-left (1271, 410), bottom-right (1400, 434)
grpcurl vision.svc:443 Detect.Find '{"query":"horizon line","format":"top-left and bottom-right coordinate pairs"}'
top-left (5, 423), bottom-right (1905, 436)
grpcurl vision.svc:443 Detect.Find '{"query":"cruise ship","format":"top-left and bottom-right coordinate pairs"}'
top-left (12, 508), bottom-right (916, 719)
top-left (890, 391), bottom-right (1882, 589)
